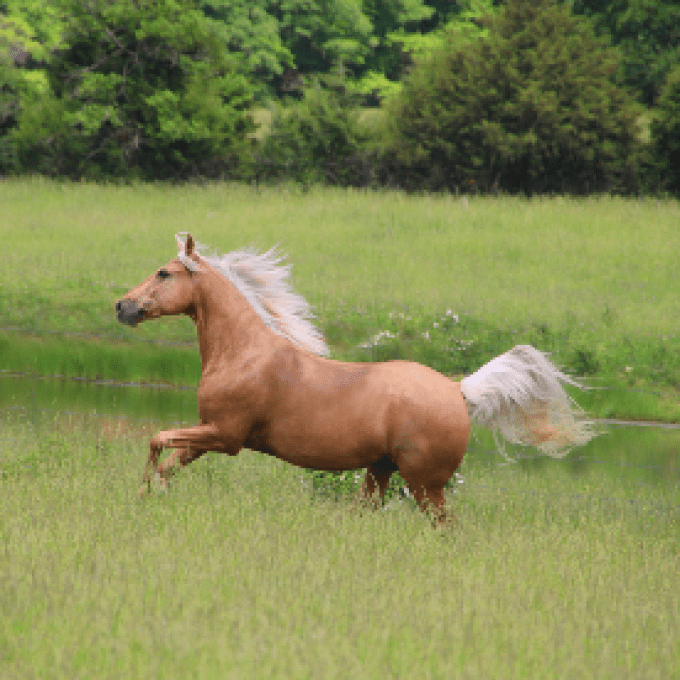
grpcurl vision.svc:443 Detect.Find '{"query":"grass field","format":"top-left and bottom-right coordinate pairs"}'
top-left (2, 180), bottom-right (678, 676)
top-left (1, 179), bottom-right (678, 421)
top-left (0, 411), bottom-right (677, 679)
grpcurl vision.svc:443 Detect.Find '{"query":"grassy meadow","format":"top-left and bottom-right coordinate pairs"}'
top-left (1, 180), bottom-right (678, 677)
top-left (1, 179), bottom-right (678, 421)
top-left (0, 410), bottom-right (678, 679)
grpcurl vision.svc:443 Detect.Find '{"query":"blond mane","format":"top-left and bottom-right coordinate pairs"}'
top-left (176, 233), bottom-right (329, 356)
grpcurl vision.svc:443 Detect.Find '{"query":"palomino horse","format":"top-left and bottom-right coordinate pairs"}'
top-left (116, 234), bottom-right (595, 521)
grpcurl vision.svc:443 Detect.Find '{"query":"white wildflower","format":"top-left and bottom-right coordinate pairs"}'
top-left (358, 330), bottom-right (398, 349)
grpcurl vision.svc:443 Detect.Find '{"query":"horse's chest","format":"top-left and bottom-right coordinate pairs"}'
top-left (196, 378), bottom-right (264, 427)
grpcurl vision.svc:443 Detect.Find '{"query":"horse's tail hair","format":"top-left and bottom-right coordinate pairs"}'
top-left (460, 345), bottom-right (597, 459)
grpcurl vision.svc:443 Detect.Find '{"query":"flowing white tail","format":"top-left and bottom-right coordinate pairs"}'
top-left (460, 345), bottom-right (597, 458)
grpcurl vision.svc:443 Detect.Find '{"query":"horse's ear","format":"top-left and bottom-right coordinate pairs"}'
top-left (186, 234), bottom-right (195, 256)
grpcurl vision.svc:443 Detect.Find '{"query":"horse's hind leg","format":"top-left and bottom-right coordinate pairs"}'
top-left (359, 458), bottom-right (398, 505)
top-left (410, 485), bottom-right (449, 526)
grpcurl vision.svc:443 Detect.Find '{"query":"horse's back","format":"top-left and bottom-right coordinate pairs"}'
top-left (298, 355), bottom-right (468, 429)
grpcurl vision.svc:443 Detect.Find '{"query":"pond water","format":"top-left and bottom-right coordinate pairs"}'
top-left (0, 373), bottom-right (198, 425)
top-left (1, 374), bottom-right (678, 487)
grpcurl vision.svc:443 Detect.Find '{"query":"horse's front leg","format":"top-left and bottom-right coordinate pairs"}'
top-left (140, 437), bottom-right (163, 495)
top-left (142, 446), bottom-right (208, 492)
top-left (140, 422), bottom-right (226, 495)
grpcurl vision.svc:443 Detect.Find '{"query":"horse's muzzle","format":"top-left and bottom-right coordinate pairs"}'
top-left (116, 299), bottom-right (144, 327)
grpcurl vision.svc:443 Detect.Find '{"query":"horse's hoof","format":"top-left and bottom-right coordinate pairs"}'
top-left (153, 472), bottom-right (168, 492)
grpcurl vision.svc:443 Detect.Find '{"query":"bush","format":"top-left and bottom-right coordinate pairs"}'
top-left (254, 78), bottom-right (374, 187)
top-left (10, 0), bottom-right (254, 180)
top-left (0, 56), bottom-right (19, 173)
top-left (380, 0), bottom-right (644, 195)
top-left (651, 64), bottom-right (680, 195)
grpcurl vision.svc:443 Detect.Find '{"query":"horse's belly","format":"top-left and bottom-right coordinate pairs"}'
top-left (262, 401), bottom-right (390, 470)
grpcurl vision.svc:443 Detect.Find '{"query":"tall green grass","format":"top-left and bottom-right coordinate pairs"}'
top-left (3, 180), bottom-right (678, 335)
top-left (0, 333), bottom-right (201, 385)
top-left (1, 179), bottom-right (678, 417)
top-left (1, 411), bottom-right (677, 679)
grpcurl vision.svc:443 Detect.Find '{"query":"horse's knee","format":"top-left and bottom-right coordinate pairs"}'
top-left (158, 447), bottom-right (206, 481)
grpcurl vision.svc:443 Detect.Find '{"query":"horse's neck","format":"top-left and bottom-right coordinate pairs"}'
top-left (193, 269), bottom-right (272, 370)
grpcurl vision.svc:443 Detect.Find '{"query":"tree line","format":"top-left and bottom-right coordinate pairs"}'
top-left (1, 0), bottom-right (679, 193)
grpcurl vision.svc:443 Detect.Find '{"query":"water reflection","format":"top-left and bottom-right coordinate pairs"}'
top-left (0, 373), bottom-right (198, 426)
top-left (1, 374), bottom-right (678, 486)
top-left (467, 426), bottom-right (679, 486)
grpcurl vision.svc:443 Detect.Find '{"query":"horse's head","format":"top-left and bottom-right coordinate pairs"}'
top-left (116, 233), bottom-right (201, 326)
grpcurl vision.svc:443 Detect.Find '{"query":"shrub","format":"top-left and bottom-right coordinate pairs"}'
top-left (0, 56), bottom-right (19, 173)
top-left (380, 0), bottom-right (644, 195)
top-left (11, 0), bottom-right (254, 180)
top-left (651, 64), bottom-right (680, 195)
top-left (254, 78), bottom-right (373, 187)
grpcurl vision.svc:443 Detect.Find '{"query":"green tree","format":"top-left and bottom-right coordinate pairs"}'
top-left (652, 65), bottom-right (680, 194)
top-left (0, 52), bottom-right (19, 171)
top-left (200, 0), bottom-right (293, 96)
top-left (361, 0), bottom-right (433, 78)
top-left (266, 0), bottom-right (373, 80)
top-left (193, 0), bottom-right (493, 102)
top-left (0, 0), bottom-right (63, 172)
top-left (381, 0), bottom-right (643, 194)
top-left (356, 0), bottom-right (495, 103)
top-left (12, 0), bottom-right (254, 179)
top-left (255, 75), bottom-right (371, 185)
top-left (0, 20), bottom-right (19, 170)
top-left (613, 0), bottom-right (680, 106)
top-left (572, 0), bottom-right (680, 106)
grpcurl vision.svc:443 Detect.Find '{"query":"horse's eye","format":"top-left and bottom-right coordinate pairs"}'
top-left (157, 269), bottom-right (171, 280)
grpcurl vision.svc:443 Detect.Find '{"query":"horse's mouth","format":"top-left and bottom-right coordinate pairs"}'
top-left (115, 299), bottom-right (147, 327)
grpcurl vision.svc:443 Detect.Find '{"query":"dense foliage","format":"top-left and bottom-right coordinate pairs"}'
top-left (254, 76), bottom-right (372, 186)
top-left (572, 0), bottom-right (680, 106)
top-left (198, 0), bottom-right (473, 98)
top-left (4, 0), bottom-right (254, 179)
top-left (652, 65), bottom-right (680, 194)
top-left (380, 0), bottom-right (643, 194)
top-left (0, 0), bottom-right (678, 193)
